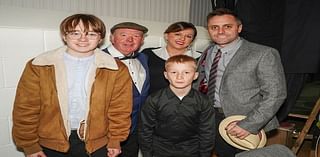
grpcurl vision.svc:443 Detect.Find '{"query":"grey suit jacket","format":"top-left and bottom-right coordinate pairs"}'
top-left (194, 39), bottom-right (287, 134)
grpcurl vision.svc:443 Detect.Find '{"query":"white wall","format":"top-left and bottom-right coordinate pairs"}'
top-left (0, 5), bottom-right (211, 157)
top-left (0, 0), bottom-right (191, 23)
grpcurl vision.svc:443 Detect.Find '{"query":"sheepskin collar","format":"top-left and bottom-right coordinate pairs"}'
top-left (32, 46), bottom-right (118, 70)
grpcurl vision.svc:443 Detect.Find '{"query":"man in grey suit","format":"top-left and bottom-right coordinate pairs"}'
top-left (194, 8), bottom-right (287, 157)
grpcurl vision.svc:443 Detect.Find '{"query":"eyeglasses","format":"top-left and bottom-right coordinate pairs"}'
top-left (66, 31), bottom-right (100, 40)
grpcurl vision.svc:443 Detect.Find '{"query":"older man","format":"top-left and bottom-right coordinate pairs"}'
top-left (103, 22), bottom-right (149, 157)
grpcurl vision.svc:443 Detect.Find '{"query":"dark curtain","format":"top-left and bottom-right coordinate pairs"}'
top-left (233, 0), bottom-right (320, 121)
top-left (277, 0), bottom-right (320, 121)
top-left (280, 0), bottom-right (320, 73)
top-left (235, 0), bottom-right (285, 51)
top-left (211, 0), bottom-right (236, 10)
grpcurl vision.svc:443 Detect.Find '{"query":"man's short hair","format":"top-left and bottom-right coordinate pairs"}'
top-left (207, 8), bottom-right (242, 25)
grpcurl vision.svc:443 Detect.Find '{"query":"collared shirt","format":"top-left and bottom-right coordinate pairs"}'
top-left (64, 52), bottom-right (94, 129)
top-left (107, 45), bottom-right (146, 93)
top-left (140, 87), bottom-right (215, 157)
top-left (144, 47), bottom-right (201, 94)
top-left (153, 47), bottom-right (201, 60)
top-left (205, 37), bottom-right (243, 107)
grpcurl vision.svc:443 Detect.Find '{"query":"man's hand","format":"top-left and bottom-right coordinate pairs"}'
top-left (107, 148), bottom-right (121, 157)
top-left (27, 151), bottom-right (47, 157)
top-left (225, 121), bottom-right (250, 139)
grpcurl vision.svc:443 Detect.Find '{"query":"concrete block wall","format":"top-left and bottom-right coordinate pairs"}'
top-left (0, 6), bottom-right (210, 157)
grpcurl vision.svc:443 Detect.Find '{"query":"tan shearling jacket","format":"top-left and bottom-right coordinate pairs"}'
top-left (12, 46), bottom-right (132, 155)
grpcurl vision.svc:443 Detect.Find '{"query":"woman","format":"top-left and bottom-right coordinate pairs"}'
top-left (142, 21), bottom-right (200, 94)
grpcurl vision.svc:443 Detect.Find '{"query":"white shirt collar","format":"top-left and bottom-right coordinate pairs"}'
top-left (107, 45), bottom-right (127, 58)
top-left (154, 47), bottom-right (201, 60)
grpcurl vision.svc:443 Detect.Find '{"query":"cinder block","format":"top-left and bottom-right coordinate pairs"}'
top-left (0, 118), bottom-right (10, 145)
top-left (0, 58), bottom-right (4, 88)
top-left (142, 36), bottom-right (162, 50)
top-left (44, 30), bottom-right (64, 51)
top-left (3, 57), bottom-right (27, 88)
top-left (0, 145), bottom-right (24, 157)
top-left (0, 28), bottom-right (44, 58)
top-left (0, 89), bottom-right (15, 117)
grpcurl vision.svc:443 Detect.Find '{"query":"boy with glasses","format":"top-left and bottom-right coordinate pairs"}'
top-left (12, 14), bottom-right (132, 157)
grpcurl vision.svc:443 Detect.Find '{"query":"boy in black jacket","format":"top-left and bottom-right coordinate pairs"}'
top-left (139, 55), bottom-right (215, 157)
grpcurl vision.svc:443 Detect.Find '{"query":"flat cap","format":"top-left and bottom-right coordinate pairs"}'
top-left (110, 22), bottom-right (148, 34)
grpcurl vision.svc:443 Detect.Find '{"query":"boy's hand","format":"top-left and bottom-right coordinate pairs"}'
top-left (107, 148), bottom-right (121, 157)
top-left (225, 121), bottom-right (250, 139)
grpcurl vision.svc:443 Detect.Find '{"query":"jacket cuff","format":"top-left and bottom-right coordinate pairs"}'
top-left (23, 143), bottom-right (42, 155)
top-left (107, 139), bottom-right (121, 149)
top-left (238, 120), bottom-right (259, 134)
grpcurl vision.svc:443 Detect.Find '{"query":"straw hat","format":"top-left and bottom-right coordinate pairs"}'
top-left (219, 115), bottom-right (267, 150)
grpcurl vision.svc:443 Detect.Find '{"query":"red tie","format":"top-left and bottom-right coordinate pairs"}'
top-left (207, 49), bottom-right (222, 100)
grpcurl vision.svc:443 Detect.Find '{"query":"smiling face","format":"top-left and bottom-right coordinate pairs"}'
top-left (164, 61), bottom-right (199, 91)
top-left (110, 28), bottom-right (144, 56)
top-left (207, 14), bottom-right (242, 48)
top-left (63, 20), bottom-right (102, 57)
top-left (165, 28), bottom-right (195, 53)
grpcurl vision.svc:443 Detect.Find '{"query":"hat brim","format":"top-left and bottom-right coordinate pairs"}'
top-left (219, 115), bottom-right (267, 150)
top-left (110, 22), bottom-right (148, 34)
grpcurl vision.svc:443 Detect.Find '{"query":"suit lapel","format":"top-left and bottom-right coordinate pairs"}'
top-left (223, 40), bottom-right (251, 75)
top-left (137, 54), bottom-right (149, 94)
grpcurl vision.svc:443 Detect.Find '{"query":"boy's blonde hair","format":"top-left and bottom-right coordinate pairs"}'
top-left (165, 55), bottom-right (197, 71)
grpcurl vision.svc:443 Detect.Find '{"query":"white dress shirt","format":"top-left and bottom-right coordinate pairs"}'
top-left (107, 45), bottom-right (146, 93)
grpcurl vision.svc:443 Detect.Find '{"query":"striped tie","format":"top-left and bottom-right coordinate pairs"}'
top-left (207, 49), bottom-right (222, 101)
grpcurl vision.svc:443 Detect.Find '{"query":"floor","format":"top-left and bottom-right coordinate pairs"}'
top-left (288, 77), bottom-right (320, 157)
top-left (297, 140), bottom-right (319, 157)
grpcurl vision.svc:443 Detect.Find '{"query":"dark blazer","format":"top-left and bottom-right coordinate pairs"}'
top-left (194, 39), bottom-right (287, 134)
top-left (141, 47), bottom-right (166, 94)
top-left (103, 48), bottom-right (150, 132)
top-left (131, 53), bottom-right (150, 132)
